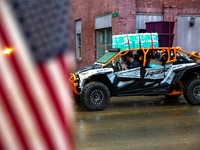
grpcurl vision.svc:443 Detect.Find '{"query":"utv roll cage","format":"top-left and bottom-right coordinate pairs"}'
top-left (103, 47), bottom-right (200, 67)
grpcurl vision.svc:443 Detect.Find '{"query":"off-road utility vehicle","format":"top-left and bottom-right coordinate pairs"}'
top-left (69, 47), bottom-right (200, 111)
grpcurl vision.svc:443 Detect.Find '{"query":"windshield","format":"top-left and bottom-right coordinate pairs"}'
top-left (97, 51), bottom-right (119, 64)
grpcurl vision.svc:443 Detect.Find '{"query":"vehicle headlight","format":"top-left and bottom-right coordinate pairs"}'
top-left (79, 72), bottom-right (93, 80)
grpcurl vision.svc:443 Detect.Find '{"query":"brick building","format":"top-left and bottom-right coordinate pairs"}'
top-left (71, 0), bottom-right (200, 69)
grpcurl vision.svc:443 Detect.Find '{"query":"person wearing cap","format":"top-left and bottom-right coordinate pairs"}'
top-left (123, 51), bottom-right (140, 70)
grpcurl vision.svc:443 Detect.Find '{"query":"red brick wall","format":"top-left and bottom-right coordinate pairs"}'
top-left (163, 3), bottom-right (178, 46)
top-left (72, 0), bottom-right (200, 69)
top-left (136, 0), bottom-right (200, 46)
top-left (136, 0), bottom-right (200, 14)
top-left (72, 0), bottom-right (95, 69)
top-left (136, 0), bottom-right (163, 13)
top-left (118, 0), bottom-right (136, 34)
top-left (72, 0), bottom-right (119, 69)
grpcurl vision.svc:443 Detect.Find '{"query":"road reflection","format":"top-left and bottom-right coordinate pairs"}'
top-left (75, 96), bottom-right (200, 150)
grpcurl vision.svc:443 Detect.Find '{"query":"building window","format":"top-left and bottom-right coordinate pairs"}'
top-left (95, 13), bottom-right (112, 60)
top-left (76, 34), bottom-right (82, 59)
top-left (96, 28), bottom-right (112, 60)
top-left (76, 20), bottom-right (82, 60)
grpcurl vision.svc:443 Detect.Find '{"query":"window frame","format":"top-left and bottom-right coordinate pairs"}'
top-left (96, 27), bottom-right (112, 60)
top-left (76, 33), bottom-right (82, 60)
top-left (75, 20), bottom-right (82, 60)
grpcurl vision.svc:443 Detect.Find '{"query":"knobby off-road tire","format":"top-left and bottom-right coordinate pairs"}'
top-left (184, 78), bottom-right (200, 105)
top-left (81, 82), bottom-right (110, 111)
top-left (165, 94), bottom-right (182, 99)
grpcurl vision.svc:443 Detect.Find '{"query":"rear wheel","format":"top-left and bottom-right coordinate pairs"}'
top-left (81, 82), bottom-right (110, 111)
top-left (184, 78), bottom-right (200, 105)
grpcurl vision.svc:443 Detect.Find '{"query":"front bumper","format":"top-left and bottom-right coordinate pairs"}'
top-left (69, 73), bottom-right (80, 95)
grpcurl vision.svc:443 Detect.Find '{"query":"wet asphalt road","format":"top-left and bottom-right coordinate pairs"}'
top-left (74, 95), bottom-right (200, 150)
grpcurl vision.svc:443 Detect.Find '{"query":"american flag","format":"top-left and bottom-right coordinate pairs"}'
top-left (0, 0), bottom-right (75, 150)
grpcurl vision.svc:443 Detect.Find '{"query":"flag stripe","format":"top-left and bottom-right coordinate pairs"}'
top-left (58, 55), bottom-right (75, 149)
top-left (0, 97), bottom-right (24, 150)
top-left (0, 24), bottom-right (9, 47)
top-left (0, 141), bottom-right (5, 150)
top-left (37, 61), bottom-right (71, 150)
top-left (58, 53), bottom-right (75, 116)
top-left (0, 20), bottom-right (55, 150)
top-left (39, 62), bottom-right (74, 150)
top-left (57, 54), bottom-right (75, 121)
top-left (0, 37), bottom-right (49, 150)
top-left (0, 85), bottom-right (29, 150)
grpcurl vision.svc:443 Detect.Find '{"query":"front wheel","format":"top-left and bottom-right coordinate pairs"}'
top-left (81, 82), bottom-right (110, 111)
top-left (184, 78), bottom-right (200, 105)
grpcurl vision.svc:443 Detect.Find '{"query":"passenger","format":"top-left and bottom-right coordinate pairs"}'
top-left (135, 50), bottom-right (144, 66)
top-left (123, 52), bottom-right (140, 70)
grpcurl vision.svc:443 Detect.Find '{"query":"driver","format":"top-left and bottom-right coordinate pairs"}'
top-left (120, 55), bottom-right (128, 70)
top-left (123, 52), bottom-right (140, 70)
